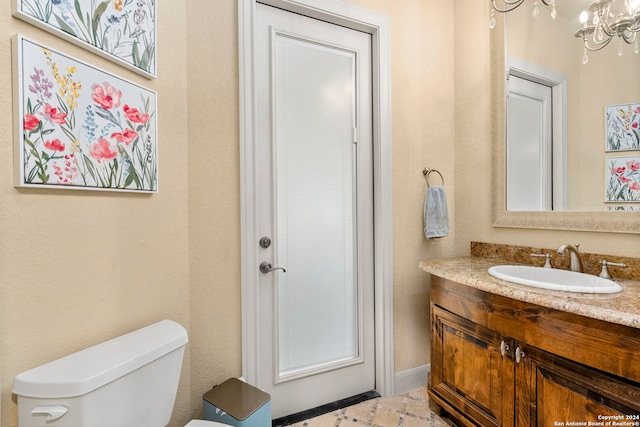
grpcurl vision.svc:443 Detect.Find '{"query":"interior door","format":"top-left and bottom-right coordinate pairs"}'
top-left (255, 3), bottom-right (375, 418)
top-left (507, 75), bottom-right (553, 211)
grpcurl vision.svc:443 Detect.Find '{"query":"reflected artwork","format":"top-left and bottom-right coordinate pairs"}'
top-left (606, 103), bottom-right (640, 152)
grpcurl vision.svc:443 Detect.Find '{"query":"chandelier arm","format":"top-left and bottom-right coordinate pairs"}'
top-left (583, 36), bottom-right (613, 51)
top-left (599, 22), bottom-right (617, 38)
top-left (491, 0), bottom-right (526, 13)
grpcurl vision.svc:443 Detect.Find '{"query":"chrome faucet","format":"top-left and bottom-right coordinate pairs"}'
top-left (556, 244), bottom-right (583, 273)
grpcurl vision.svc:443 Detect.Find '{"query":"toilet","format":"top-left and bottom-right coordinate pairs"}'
top-left (12, 320), bottom-right (227, 427)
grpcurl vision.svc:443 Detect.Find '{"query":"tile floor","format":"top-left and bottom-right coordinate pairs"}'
top-left (286, 387), bottom-right (451, 427)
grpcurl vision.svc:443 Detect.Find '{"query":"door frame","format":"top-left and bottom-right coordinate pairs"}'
top-left (238, 0), bottom-right (395, 398)
top-left (508, 57), bottom-right (568, 210)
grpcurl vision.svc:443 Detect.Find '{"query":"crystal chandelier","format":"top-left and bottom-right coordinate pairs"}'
top-left (489, 0), bottom-right (557, 29)
top-left (575, 0), bottom-right (640, 63)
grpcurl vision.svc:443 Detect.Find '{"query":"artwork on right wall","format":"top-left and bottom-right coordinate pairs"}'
top-left (605, 103), bottom-right (640, 152)
top-left (605, 156), bottom-right (640, 203)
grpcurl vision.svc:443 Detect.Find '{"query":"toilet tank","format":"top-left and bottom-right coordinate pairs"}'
top-left (12, 320), bottom-right (188, 427)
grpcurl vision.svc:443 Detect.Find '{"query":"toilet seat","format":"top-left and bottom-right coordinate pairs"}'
top-left (185, 420), bottom-right (229, 426)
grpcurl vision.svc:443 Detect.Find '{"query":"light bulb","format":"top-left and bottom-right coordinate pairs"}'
top-left (627, 0), bottom-right (640, 14)
top-left (579, 11), bottom-right (589, 25)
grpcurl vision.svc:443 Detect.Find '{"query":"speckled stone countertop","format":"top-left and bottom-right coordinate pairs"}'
top-left (419, 256), bottom-right (640, 330)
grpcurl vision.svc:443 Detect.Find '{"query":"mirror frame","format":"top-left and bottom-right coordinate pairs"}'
top-left (490, 13), bottom-right (640, 234)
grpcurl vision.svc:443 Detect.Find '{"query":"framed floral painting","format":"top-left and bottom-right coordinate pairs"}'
top-left (14, 35), bottom-right (158, 192)
top-left (605, 103), bottom-right (640, 151)
top-left (605, 156), bottom-right (640, 203)
top-left (13, 0), bottom-right (156, 78)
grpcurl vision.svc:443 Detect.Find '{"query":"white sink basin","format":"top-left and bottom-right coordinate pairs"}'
top-left (487, 265), bottom-right (623, 294)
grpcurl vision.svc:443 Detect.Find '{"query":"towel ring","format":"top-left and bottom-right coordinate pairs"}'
top-left (423, 168), bottom-right (444, 187)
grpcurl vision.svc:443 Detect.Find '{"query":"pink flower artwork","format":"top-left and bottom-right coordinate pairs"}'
top-left (606, 156), bottom-right (640, 203)
top-left (111, 129), bottom-right (138, 145)
top-left (23, 114), bottom-right (40, 131)
top-left (44, 138), bottom-right (65, 152)
top-left (123, 104), bottom-right (149, 124)
top-left (17, 36), bottom-right (157, 192)
top-left (41, 104), bottom-right (67, 125)
top-left (90, 138), bottom-right (118, 162)
top-left (92, 82), bottom-right (122, 110)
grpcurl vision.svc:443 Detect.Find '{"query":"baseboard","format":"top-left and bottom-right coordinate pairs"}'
top-left (394, 364), bottom-right (430, 395)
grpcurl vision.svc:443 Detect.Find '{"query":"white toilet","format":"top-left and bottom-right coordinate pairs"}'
top-left (12, 320), bottom-right (227, 427)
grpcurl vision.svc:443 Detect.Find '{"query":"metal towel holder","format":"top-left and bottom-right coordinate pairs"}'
top-left (423, 168), bottom-right (444, 187)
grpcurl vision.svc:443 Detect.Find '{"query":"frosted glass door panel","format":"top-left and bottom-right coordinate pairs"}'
top-left (274, 34), bottom-right (358, 377)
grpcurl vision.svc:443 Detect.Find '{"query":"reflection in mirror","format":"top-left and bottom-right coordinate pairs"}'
top-left (504, 1), bottom-right (640, 211)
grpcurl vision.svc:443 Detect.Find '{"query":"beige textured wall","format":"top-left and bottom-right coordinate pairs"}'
top-left (0, 1), bottom-right (191, 426)
top-left (186, 0), bottom-right (243, 419)
top-left (6, 1), bottom-right (637, 426)
top-left (454, 1), bottom-right (640, 260)
top-left (339, 0), bottom-right (456, 373)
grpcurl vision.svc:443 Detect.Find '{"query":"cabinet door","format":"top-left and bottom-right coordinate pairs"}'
top-left (516, 343), bottom-right (640, 426)
top-left (430, 305), bottom-right (515, 427)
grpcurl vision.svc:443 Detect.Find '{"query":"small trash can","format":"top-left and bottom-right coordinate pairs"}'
top-left (203, 378), bottom-right (271, 426)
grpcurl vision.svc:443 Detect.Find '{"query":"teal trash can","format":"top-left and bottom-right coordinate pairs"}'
top-left (203, 378), bottom-right (271, 426)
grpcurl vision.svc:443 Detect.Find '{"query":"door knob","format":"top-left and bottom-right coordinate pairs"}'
top-left (260, 262), bottom-right (286, 274)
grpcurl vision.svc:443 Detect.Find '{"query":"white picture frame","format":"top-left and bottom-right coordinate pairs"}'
top-left (605, 103), bottom-right (640, 152)
top-left (605, 156), bottom-right (640, 203)
top-left (14, 35), bottom-right (158, 192)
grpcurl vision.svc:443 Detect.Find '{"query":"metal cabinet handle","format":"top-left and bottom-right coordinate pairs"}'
top-left (260, 262), bottom-right (286, 274)
top-left (500, 340), bottom-right (510, 357)
top-left (515, 346), bottom-right (525, 363)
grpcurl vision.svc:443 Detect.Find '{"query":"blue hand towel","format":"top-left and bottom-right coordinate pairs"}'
top-left (424, 185), bottom-right (449, 239)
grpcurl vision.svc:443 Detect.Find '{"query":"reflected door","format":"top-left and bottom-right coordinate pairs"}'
top-left (255, 3), bottom-right (375, 418)
top-left (507, 75), bottom-right (553, 211)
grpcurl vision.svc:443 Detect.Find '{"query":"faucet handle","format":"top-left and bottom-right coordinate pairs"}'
top-left (531, 253), bottom-right (553, 268)
top-left (598, 260), bottom-right (627, 279)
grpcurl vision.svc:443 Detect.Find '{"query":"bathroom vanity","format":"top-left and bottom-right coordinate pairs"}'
top-left (420, 256), bottom-right (640, 427)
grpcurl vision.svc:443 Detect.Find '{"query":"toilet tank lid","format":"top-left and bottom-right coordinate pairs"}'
top-left (12, 320), bottom-right (188, 399)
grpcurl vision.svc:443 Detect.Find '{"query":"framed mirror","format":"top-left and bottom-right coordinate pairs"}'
top-left (491, 1), bottom-right (640, 233)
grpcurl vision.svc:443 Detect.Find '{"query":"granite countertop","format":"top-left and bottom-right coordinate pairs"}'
top-left (419, 257), bottom-right (640, 330)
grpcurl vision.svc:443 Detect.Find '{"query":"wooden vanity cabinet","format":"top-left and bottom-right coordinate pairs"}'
top-left (429, 276), bottom-right (640, 427)
top-left (431, 305), bottom-right (515, 426)
top-left (517, 343), bottom-right (640, 426)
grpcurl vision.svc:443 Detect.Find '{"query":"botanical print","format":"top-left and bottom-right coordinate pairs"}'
top-left (605, 156), bottom-right (640, 203)
top-left (15, 0), bottom-right (156, 77)
top-left (16, 35), bottom-right (157, 192)
top-left (606, 205), bottom-right (640, 211)
top-left (605, 103), bottom-right (640, 151)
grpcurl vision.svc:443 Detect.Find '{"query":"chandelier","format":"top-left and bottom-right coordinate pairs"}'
top-left (490, 0), bottom-right (557, 29)
top-left (575, 0), bottom-right (640, 63)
